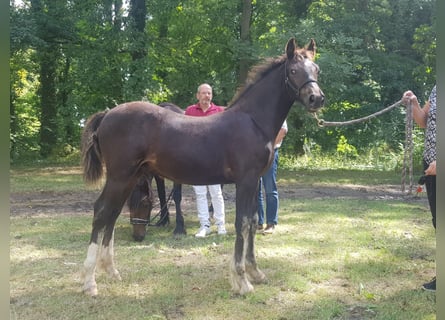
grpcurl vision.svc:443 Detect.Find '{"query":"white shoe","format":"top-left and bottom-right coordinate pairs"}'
top-left (217, 225), bottom-right (227, 235)
top-left (195, 227), bottom-right (211, 238)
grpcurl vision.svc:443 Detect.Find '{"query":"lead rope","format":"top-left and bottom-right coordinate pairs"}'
top-left (148, 187), bottom-right (176, 226)
top-left (314, 99), bottom-right (414, 194)
top-left (401, 101), bottom-right (414, 194)
top-left (313, 100), bottom-right (403, 127)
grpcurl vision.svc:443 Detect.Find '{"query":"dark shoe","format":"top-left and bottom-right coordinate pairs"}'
top-left (257, 224), bottom-right (264, 230)
top-left (263, 224), bottom-right (275, 234)
top-left (422, 277), bottom-right (436, 292)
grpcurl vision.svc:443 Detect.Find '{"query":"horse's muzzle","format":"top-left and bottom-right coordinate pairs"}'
top-left (308, 92), bottom-right (325, 112)
top-left (305, 85), bottom-right (325, 112)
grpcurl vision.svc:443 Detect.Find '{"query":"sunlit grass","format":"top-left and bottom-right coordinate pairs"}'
top-left (11, 195), bottom-right (436, 319)
top-left (10, 164), bottom-right (435, 319)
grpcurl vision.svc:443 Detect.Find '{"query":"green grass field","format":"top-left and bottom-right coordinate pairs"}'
top-left (10, 166), bottom-right (436, 319)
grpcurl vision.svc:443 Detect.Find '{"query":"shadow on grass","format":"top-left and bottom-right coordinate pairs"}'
top-left (12, 249), bottom-right (435, 319)
top-left (11, 187), bottom-right (436, 319)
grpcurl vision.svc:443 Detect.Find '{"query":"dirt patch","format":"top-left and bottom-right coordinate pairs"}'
top-left (10, 182), bottom-right (427, 217)
top-left (10, 190), bottom-right (97, 216)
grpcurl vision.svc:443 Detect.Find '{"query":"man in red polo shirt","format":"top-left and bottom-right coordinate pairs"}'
top-left (185, 83), bottom-right (226, 237)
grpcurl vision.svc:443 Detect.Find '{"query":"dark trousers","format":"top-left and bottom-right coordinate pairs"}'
top-left (423, 160), bottom-right (436, 229)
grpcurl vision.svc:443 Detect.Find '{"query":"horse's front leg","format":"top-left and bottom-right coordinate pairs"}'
top-left (230, 180), bottom-right (261, 294)
top-left (172, 183), bottom-right (186, 235)
top-left (230, 216), bottom-right (254, 295)
top-left (154, 175), bottom-right (170, 226)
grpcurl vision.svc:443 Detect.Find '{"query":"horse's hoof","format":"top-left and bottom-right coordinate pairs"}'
top-left (173, 229), bottom-right (187, 236)
top-left (230, 277), bottom-right (255, 295)
top-left (111, 270), bottom-right (122, 281)
top-left (132, 235), bottom-right (145, 242)
top-left (246, 265), bottom-right (267, 284)
top-left (250, 271), bottom-right (267, 284)
top-left (83, 284), bottom-right (98, 297)
top-left (238, 281), bottom-right (255, 295)
top-left (103, 267), bottom-right (122, 281)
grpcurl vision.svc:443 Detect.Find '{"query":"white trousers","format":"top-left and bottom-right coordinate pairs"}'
top-left (193, 184), bottom-right (225, 228)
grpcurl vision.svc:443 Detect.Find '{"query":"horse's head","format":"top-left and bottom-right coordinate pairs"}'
top-left (284, 38), bottom-right (325, 113)
top-left (129, 177), bottom-right (155, 242)
top-left (130, 215), bottom-right (149, 242)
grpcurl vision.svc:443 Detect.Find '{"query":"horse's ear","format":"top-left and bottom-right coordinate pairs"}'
top-left (286, 38), bottom-right (297, 59)
top-left (306, 39), bottom-right (317, 57)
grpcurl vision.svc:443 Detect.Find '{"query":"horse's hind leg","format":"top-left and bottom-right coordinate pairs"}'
top-left (82, 179), bottom-right (131, 296)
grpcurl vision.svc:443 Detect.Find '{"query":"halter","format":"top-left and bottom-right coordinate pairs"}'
top-left (129, 187), bottom-right (176, 226)
top-left (130, 217), bottom-right (150, 225)
top-left (284, 60), bottom-right (318, 99)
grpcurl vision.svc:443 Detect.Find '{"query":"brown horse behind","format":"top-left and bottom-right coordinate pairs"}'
top-left (80, 38), bottom-right (325, 296)
top-left (128, 102), bottom-right (185, 241)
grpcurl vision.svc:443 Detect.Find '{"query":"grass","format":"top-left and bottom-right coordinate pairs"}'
top-left (10, 165), bottom-right (87, 193)
top-left (10, 165), bottom-right (436, 319)
top-left (10, 165), bottom-right (408, 194)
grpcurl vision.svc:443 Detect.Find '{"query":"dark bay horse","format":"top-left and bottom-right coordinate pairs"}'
top-left (80, 38), bottom-right (324, 296)
top-left (129, 102), bottom-right (185, 241)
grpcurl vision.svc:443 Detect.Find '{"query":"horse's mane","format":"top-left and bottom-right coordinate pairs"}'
top-left (227, 43), bottom-right (314, 108)
top-left (227, 55), bottom-right (286, 107)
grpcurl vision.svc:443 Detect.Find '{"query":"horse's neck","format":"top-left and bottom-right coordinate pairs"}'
top-left (236, 65), bottom-right (293, 141)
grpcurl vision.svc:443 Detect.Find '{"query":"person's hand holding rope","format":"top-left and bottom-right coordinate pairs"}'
top-left (401, 90), bottom-right (418, 108)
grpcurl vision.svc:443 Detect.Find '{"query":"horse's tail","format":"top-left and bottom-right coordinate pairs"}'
top-left (81, 111), bottom-right (108, 185)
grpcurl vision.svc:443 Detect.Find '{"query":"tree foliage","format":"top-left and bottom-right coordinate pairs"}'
top-left (10, 0), bottom-right (436, 161)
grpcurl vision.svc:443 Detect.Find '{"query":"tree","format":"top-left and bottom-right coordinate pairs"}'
top-left (30, 0), bottom-right (65, 157)
top-left (9, 0), bottom-right (436, 162)
top-left (293, 0), bottom-right (436, 154)
top-left (125, 0), bottom-right (149, 101)
top-left (237, 0), bottom-right (253, 85)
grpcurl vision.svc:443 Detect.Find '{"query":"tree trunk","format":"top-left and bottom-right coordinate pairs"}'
top-left (31, 0), bottom-right (60, 157)
top-left (238, 0), bottom-right (253, 85)
top-left (59, 56), bottom-right (75, 146)
top-left (38, 47), bottom-right (59, 157)
top-left (127, 0), bottom-right (147, 100)
top-left (10, 91), bottom-right (17, 158)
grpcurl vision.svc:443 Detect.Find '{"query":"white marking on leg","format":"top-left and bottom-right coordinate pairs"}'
top-left (82, 243), bottom-right (99, 296)
top-left (230, 217), bottom-right (254, 295)
top-left (245, 222), bottom-right (266, 284)
top-left (98, 230), bottom-right (121, 280)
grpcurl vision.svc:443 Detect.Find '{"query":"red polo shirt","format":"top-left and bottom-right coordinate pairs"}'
top-left (184, 103), bottom-right (225, 117)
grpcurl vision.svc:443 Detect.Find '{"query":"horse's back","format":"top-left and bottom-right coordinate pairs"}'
top-left (96, 102), bottom-right (163, 159)
top-left (96, 101), bottom-right (270, 184)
